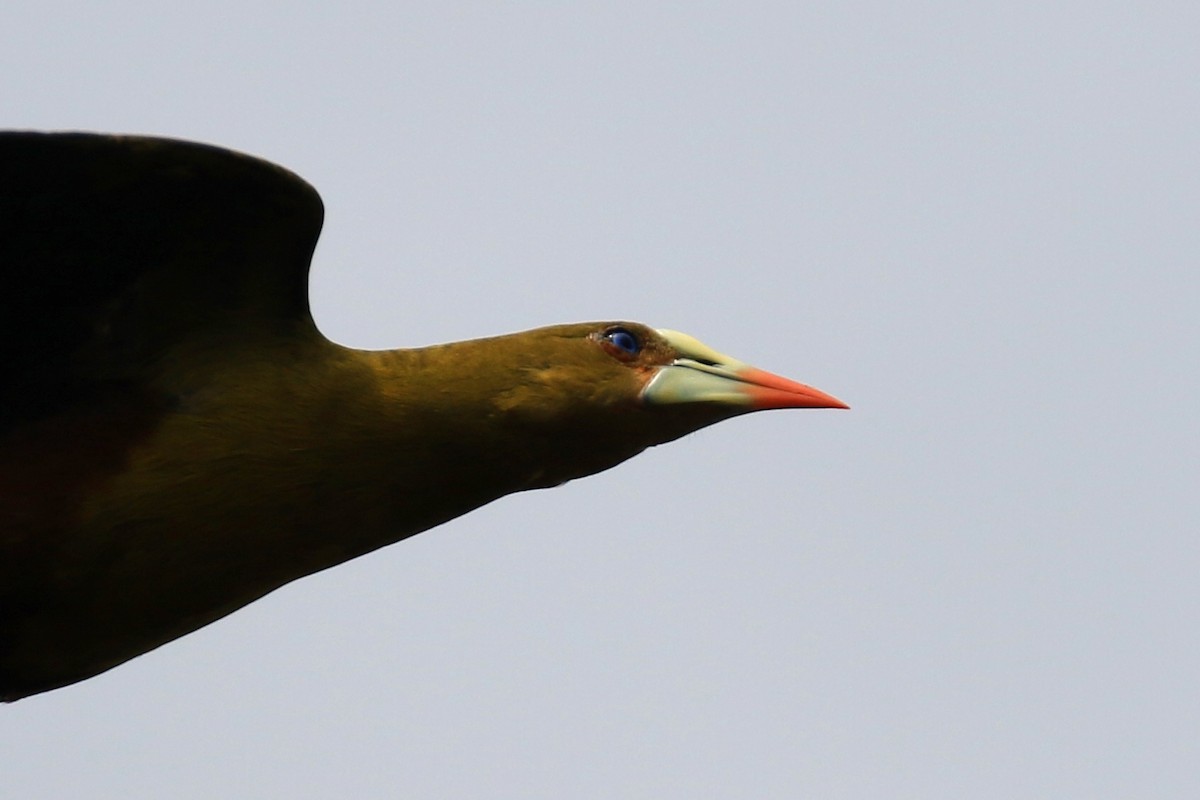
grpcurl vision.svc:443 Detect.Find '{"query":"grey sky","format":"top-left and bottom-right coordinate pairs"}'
top-left (3, 2), bottom-right (1196, 797)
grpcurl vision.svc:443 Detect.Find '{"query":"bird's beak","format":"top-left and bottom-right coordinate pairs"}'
top-left (642, 329), bottom-right (849, 410)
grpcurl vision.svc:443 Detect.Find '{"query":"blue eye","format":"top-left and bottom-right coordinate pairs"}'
top-left (604, 327), bottom-right (641, 355)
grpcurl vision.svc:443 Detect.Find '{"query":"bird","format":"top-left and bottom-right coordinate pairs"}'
top-left (0, 132), bottom-right (847, 702)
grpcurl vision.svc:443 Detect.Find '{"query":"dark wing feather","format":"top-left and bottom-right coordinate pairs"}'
top-left (0, 132), bottom-right (324, 430)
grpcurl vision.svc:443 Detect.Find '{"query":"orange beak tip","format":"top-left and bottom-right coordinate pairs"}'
top-left (739, 368), bottom-right (850, 411)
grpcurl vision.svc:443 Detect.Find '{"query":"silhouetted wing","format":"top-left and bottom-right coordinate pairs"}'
top-left (0, 132), bottom-right (324, 430)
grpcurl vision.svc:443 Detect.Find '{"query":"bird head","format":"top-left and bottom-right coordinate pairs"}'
top-left (448, 321), bottom-right (848, 489)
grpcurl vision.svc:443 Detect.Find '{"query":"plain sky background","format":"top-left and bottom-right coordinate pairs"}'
top-left (2, 3), bottom-right (1196, 798)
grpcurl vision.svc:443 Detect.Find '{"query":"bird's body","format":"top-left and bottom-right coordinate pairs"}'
top-left (0, 132), bottom-right (845, 701)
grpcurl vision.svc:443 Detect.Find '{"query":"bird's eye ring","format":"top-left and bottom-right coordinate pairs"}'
top-left (599, 326), bottom-right (642, 358)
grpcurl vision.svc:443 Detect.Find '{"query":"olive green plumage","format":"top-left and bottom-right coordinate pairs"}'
top-left (0, 133), bottom-right (843, 701)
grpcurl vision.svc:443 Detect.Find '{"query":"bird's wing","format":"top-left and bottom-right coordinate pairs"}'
top-left (0, 132), bottom-right (324, 431)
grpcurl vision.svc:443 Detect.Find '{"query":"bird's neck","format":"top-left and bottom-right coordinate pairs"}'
top-left (134, 336), bottom-right (653, 586)
top-left (237, 342), bottom-right (544, 565)
top-left (233, 339), bottom-right (623, 563)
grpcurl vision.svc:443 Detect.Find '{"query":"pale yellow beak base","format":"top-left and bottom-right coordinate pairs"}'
top-left (643, 329), bottom-right (848, 410)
